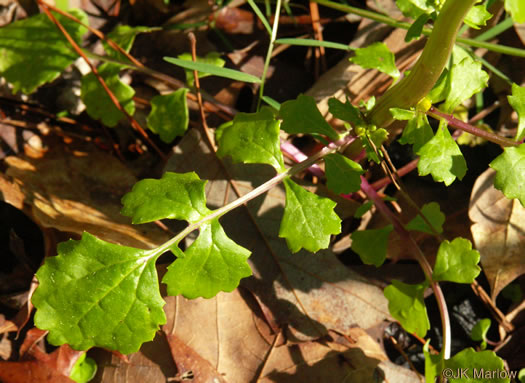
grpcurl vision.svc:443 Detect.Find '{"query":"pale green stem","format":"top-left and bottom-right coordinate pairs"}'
top-left (367, 0), bottom-right (478, 128)
top-left (257, 0), bottom-right (283, 110)
top-left (145, 135), bottom-right (355, 259)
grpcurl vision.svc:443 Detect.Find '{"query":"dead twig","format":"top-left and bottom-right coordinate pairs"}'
top-left (309, 1), bottom-right (327, 78)
top-left (37, 1), bottom-right (167, 161)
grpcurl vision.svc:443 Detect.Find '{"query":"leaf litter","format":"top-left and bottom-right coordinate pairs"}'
top-left (1, 0), bottom-right (523, 380)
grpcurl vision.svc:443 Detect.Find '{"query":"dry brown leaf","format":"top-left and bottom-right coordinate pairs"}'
top-left (90, 333), bottom-right (177, 383)
top-left (0, 172), bottom-right (25, 208)
top-left (0, 328), bottom-right (80, 383)
top-left (0, 359), bottom-right (75, 383)
top-left (163, 290), bottom-right (420, 383)
top-left (2, 143), bottom-right (170, 249)
top-left (212, 6), bottom-right (254, 34)
top-left (163, 291), bottom-right (267, 383)
top-left (165, 129), bottom-right (391, 342)
top-left (165, 333), bottom-right (227, 383)
top-left (469, 168), bottom-right (525, 300)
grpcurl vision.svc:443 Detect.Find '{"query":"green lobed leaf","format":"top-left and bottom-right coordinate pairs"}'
top-left (279, 178), bottom-right (341, 253)
top-left (369, 128), bottom-right (389, 147)
top-left (444, 348), bottom-right (509, 382)
top-left (351, 225), bottom-right (393, 267)
top-left (442, 56), bottom-right (489, 113)
top-left (0, 9), bottom-right (88, 94)
top-left (433, 237), bottom-right (481, 283)
top-left (405, 13), bottom-right (430, 42)
top-left (216, 108), bottom-right (285, 172)
top-left (121, 171), bottom-right (211, 224)
top-left (324, 153), bottom-right (364, 194)
top-left (354, 201), bottom-right (374, 218)
top-left (280, 94), bottom-right (339, 141)
top-left (384, 280), bottom-right (430, 338)
top-left (464, 4), bottom-right (493, 29)
top-left (508, 83), bottom-right (525, 142)
top-left (164, 56), bottom-right (260, 84)
top-left (406, 202), bottom-right (445, 234)
top-left (428, 69), bottom-right (449, 104)
top-left (350, 42), bottom-right (400, 79)
top-left (32, 232), bottom-right (166, 354)
top-left (395, 0), bottom-right (436, 19)
top-left (103, 25), bottom-right (154, 62)
top-left (177, 52), bottom-right (225, 87)
top-left (398, 112), bottom-right (433, 153)
top-left (328, 98), bottom-right (364, 125)
top-left (471, 318), bottom-right (491, 350)
top-left (146, 89), bottom-right (189, 143)
top-left (418, 121), bottom-right (467, 186)
top-left (361, 96), bottom-right (376, 111)
top-left (390, 107), bottom-right (415, 121)
top-left (162, 219), bottom-right (252, 299)
top-left (505, 0), bottom-right (525, 23)
top-left (489, 144), bottom-right (525, 206)
top-left (361, 128), bottom-right (389, 163)
top-left (70, 353), bottom-right (97, 383)
top-left (81, 63), bottom-right (135, 127)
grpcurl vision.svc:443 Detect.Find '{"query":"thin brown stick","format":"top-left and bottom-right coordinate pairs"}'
top-left (471, 280), bottom-right (514, 333)
top-left (468, 101), bottom-right (500, 125)
top-left (309, 1), bottom-right (327, 77)
top-left (388, 335), bottom-right (424, 381)
top-left (37, 2), bottom-right (167, 160)
top-left (39, 0), bottom-right (145, 68)
top-left (188, 33), bottom-right (214, 149)
top-left (254, 331), bottom-right (282, 381)
top-left (370, 158), bottom-right (419, 190)
top-left (49, 12), bottom-right (237, 120)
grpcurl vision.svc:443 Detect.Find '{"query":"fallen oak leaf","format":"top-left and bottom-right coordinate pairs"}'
top-left (469, 168), bottom-right (525, 300)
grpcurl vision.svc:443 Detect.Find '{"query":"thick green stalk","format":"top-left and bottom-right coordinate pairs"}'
top-left (367, 0), bottom-right (478, 128)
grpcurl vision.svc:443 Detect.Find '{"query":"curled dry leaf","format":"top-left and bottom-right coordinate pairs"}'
top-left (2, 143), bottom-right (170, 249)
top-left (469, 168), bottom-right (525, 300)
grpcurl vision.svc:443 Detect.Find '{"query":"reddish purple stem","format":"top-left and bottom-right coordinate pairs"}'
top-left (428, 106), bottom-right (518, 147)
